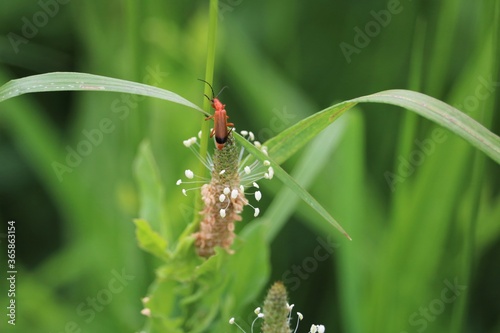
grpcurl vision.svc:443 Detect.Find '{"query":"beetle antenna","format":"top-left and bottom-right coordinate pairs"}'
top-left (198, 79), bottom-right (216, 99)
top-left (216, 86), bottom-right (229, 98)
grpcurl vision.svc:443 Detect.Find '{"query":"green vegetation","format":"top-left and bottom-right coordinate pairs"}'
top-left (0, 1), bottom-right (498, 332)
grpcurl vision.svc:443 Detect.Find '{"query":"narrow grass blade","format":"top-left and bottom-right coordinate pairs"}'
top-left (263, 101), bottom-right (356, 164)
top-left (351, 90), bottom-right (500, 163)
top-left (235, 132), bottom-right (352, 240)
top-left (263, 113), bottom-right (349, 242)
top-left (0, 72), bottom-right (207, 115)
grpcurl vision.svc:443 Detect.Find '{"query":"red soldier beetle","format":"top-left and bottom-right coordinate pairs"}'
top-left (199, 79), bottom-right (234, 150)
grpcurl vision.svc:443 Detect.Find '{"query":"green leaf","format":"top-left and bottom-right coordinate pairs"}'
top-left (264, 101), bottom-right (356, 164)
top-left (263, 90), bottom-right (499, 166)
top-left (0, 72), bottom-right (207, 116)
top-left (263, 113), bottom-right (350, 242)
top-left (234, 132), bottom-right (352, 240)
top-left (133, 141), bottom-right (172, 239)
top-left (350, 89), bottom-right (500, 164)
top-left (217, 222), bottom-right (270, 332)
top-left (134, 219), bottom-right (171, 261)
top-left (240, 89), bottom-right (499, 241)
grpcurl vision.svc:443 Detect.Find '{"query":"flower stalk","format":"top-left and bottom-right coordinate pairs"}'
top-left (194, 133), bottom-right (247, 257)
top-left (177, 128), bottom-right (272, 257)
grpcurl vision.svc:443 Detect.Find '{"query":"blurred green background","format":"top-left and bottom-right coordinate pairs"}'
top-left (0, 0), bottom-right (499, 332)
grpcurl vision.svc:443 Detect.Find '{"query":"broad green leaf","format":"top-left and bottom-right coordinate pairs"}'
top-left (350, 90), bottom-right (500, 164)
top-left (133, 219), bottom-right (170, 261)
top-left (217, 222), bottom-right (270, 332)
top-left (234, 132), bottom-right (352, 240)
top-left (133, 141), bottom-right (172, 242)
top-left (145, 278), bottom-right (186, 333)
top-left (228, 221), bottom-right (270, 299)
top-left (0, 72), bottom-right (207, 115)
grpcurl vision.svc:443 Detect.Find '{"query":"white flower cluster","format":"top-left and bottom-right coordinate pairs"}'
top-left (176, 130), bottom-right (273, 218)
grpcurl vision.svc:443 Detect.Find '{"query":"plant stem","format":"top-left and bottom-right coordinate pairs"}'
top-left (192, 0), bottom-right (219, 226)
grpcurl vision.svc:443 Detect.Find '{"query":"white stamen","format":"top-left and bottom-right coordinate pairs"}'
top-left (219, 169), bottom-right (226, 175)
top-left (231, 189), bottom-right (239, 199)
top-left (142, 297), bottom-right (150, 303)
top-left (254, 307), bottom-right (261, 314)
top-left (257, 313), bottom-right (264, 318)
top-left (263, 160), bottom-right (271, 166)
top-left (266, 167), bottom-right (274, 179)
top-left (253, 182), bottom-right (259, 188)
top-left (198, 130), bottom-right (202, 139)
top-left (255, 191), bottom-right (262, 201)
top-left (254, 208), bottom-right (260, 217)
top-left (297, 312), bottom-right (303, 320)
top-left (183, 139), bottom-right (192, 147)
top-left (240, 130), bottom-right (248, 136)
top-left (185, 170), bottom-right (194, 179)
top-left (249, 131), bottom-right (255, 141)
top-left (141, 308), bottom-right (151, 317)
top-left (219, 194), bottom-right (226, 202)
top-left (182, 189), bottom-right (187, 196)
top-left (311, 325), bottom-right (318, 333)
top-left (223, 187), bottom-right (231, 195)
top-left (240, 185), bottom-right (245, 193)
top-left (176, 179), bottom-right (182, 185)
top-left (254, 141), bottom-right (261, 148)
top-left (244, 166), bottom-right (251, 174)
top-left (220, 209), bottom-right (226, 218)
top-left (317, 325), bottom-right (325, 333)
top-left (229, 317), bottom-right (246, 332)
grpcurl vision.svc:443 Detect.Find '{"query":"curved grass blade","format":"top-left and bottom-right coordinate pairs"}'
top-left (262, 90), bottom-right (499, 165)
top-left (234, 132), bottom-right (352, 240)
top-left (242, 89), bottom-right (499, 240)
top-left (351, 90), bottom-right (500, 164)
top-left (263, 101), bottom-right (356, 164)
top-left (0, 72), bottom-right (208, 116)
